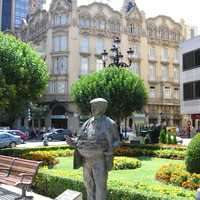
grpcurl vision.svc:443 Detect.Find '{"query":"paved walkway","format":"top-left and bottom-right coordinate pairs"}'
top-left (0, 184), bottom-right (52, 200)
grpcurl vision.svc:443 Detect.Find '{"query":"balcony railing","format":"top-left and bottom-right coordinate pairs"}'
top-left (148, 97), bottom-right (180, 105)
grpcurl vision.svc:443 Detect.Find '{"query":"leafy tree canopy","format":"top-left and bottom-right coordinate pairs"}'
top-left (71, 67), bottom-right (148, 122)
top-left (0, 32), bottom-right (48, 124)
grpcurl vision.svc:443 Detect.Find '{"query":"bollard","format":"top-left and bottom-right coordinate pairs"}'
top-left (196, 188), bottom-right (200, 200)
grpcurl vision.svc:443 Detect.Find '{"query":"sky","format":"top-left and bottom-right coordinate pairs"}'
top-left (45, 0), bottom-right (200, 31)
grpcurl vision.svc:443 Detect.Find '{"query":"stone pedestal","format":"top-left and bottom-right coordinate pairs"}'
top-left (55, 190), bottom-right (82, 200)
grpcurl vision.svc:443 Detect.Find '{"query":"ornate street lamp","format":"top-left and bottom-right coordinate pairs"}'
top-left (101, 37), bottom-right (134, 68)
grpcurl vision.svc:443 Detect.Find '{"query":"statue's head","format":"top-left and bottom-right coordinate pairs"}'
top-left (90, 98), bottom-right (108, 117)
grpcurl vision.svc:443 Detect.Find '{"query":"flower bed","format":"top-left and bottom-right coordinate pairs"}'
top-left (113, 157), bottom-right (141, 170)
top-left (156, 163), bottom-right (200, 190)
top-left (114, 146), bottom-right (185, 160)
top-left (33, 172), bottom-right (195, 200)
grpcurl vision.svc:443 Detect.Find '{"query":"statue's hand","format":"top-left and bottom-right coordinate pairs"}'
top-left (66, 136), bottom-right (77, 148)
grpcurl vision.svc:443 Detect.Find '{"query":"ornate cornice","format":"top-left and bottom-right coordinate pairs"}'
top-left (78, 2), bottom-right (122, 18)
top-left (147, 15), bottom-right (181, 28)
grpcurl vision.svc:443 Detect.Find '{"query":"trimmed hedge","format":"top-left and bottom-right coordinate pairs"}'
top-left (156, 163), bottom-right (200, 190)
top-left (186, 133), bottom-right (200, 173)
top-left (33, 172), bottom-right (195, 200)
top-left (113, 157), bottom-right (141, 170)
top-left (0, 144), bottom-right (186, 160)
top-left (115, 146), bottom-right (185, 160)
top-left (0, 145), bottom-right (74, 157)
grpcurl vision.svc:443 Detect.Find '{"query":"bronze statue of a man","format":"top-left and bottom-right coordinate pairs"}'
top-left (66, 98), bottom-right (120, 200)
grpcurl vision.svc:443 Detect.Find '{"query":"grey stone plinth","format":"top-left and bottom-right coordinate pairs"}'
top-left (196, 188), bottom-right (200, 200)
top-left (55, 190), bottom-right (82, 200)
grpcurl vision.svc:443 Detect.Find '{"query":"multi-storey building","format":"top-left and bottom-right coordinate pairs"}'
top-left (0, 0), bottom-right (45, 32)
top-left (180, 36), bottom-right (200, 131)
top-left (20, 0), bottom-right (186, 132)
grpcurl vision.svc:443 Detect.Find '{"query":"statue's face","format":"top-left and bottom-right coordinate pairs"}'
top-left (91, 102), bottom-right (107, 117)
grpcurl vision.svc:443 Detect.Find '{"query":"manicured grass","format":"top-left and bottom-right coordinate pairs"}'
top-left (41, 156), bottom-right (184, 187)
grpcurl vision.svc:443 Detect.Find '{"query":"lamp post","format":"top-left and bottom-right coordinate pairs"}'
top-left (101, 37), bottom-right (134, 140)
top-left (101, 37), bottom-right (134, 68)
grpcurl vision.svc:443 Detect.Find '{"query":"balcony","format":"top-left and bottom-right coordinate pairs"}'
top-left (173, 59), bottom-right (180, 65)
top-left (148, 98), bottom-right (180, 105)
top-left (42, 93), bottom-right (68, 103)
top-left (160, 57), bottom-right (169, 64)
top-left (148, 76), bottom-right (159, 83)
top-left (148, 56), bottom-right (157, 62)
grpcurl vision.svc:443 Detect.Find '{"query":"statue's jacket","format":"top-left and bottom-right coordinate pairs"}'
top-left (73, 115), bottom-right (120, 170)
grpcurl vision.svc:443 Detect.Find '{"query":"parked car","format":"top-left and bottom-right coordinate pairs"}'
top-left (42, 129), bottom-right (72, 141)
top-left (0, 132), bottom-right (22, 148)
top-left (7, 130), bottom-right (28, 143)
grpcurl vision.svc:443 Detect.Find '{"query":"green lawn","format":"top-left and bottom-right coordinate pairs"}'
top-left (40, 156), bottom-right (195, 199)
top-left (41, 156), bottom-right (183, 187)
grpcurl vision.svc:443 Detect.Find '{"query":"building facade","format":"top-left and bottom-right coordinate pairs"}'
top-left (0, 0), bottom-right (45, 32)
top-left (180, 36), bottom-right (200, 130)
top-left (20, 0), bottom-right (187, 132)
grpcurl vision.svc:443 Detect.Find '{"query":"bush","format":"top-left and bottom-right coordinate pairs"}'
top-left (172, 134), bottom-right (177, 145)
top-left (166, 133), bottom-right (172, 144)
top-left (159, 129), bottom-right (167, 144)
top-left (0, 145), bottom-right (74, 157)
top-left (33, 173), bottom-right (195, 200)
top-left (114, 146), bottom-right (185, 160)
top-left (113, 157), bottom-right (141, 170)
top-left (156, 163), bottom-right (200, 190)
top-left (22, 151), bottom-right (59, 167)
top-left (186, 134), bottom-right (200, 173)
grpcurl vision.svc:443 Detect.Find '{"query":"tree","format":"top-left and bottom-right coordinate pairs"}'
top-left (71, 67), bottom-right (148, 125)
top-left (0, 32), bottom-right (48, 126)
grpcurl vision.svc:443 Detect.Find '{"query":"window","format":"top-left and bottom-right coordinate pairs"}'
top-left (195, 81), bottom-right (200, 99)
top-left (174, 49), bottom-right (179, 63)
top-left (96, 38), bottom-right (104, 54)
top-left (130, 62), bottom-right (140, 75)
top-left (149, 47), bottom-right (156, 60)
top-left (183, 81), bottom-right (200, 100)
top-left (14, 0), bottom-right (29, 28)
top-left (53, 35), bottom-right (68, 52)
top-left (109, 21), bottom-right (120, 32)
top-left (132, 44), bottom-right (140, 58)
top-left (48, 80), bottom-right (67, 94)
top-left (80, 35), bottom-right (89, 53)
top-left (174, 88), bottom-right (179, 99)
top-left (162, 65), bottom-right (168, 81)
top-left (54, 14), bottom-right (69, 26)
top-left (96, 59), bottom-right (103, 71)
top-left (80, 17), bottom-right (90, 28)
top-left (80, 57), bottom-right (89, 75)
top-left (164, 87), bottom-right (171, 99)
top-left (57, 80), bottom-right (67, 94)
top-left (96, 19), bottom-right (106, 30)
top-left (173, 66), bottom-right (179, 82)
top-left (149, 86), bottom-right (156, 98)
top-left (183, 49), bottom-right (200, 71)
top-left (149, 64), bottom-right (156, 81)
top-left (128, 24), bottom-right (139, 36)
top-left (52, 57), bottom-right (68, 75)
top-left (195, 49), bottom-right (200, 66)
top-left (162, 48), bottom-right (168, 61)
top-left (184, 82), bottom-right (194, 100)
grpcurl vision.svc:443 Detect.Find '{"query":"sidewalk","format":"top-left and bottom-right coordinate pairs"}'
top-left (0, 184), bottom-right (52, 200)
